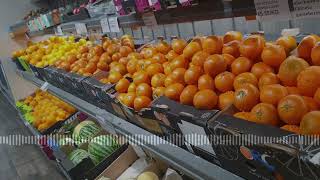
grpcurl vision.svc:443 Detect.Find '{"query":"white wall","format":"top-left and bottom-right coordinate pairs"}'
top-left (0, 0), bottom-right (38, 57)
top-left (0, 0), bottom-right (39, 101)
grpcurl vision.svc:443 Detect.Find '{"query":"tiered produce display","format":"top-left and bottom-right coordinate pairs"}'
top-left (13, 32), bottom-right (320, 136)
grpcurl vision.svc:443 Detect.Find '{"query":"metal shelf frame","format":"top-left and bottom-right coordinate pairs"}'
top-left (17, 70), bottom-right (243, 180)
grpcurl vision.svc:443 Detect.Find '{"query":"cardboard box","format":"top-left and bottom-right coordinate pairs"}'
top-left (52, 116), bottom-right (130, 180)
top-left (151, 96), bottom-right (220, 152)
top-left (95, 145), bottom-right (139, 180)
top-left (64, 72), bottom-right (89, 99)
top-left (206, 105), bottom-right (320, 180)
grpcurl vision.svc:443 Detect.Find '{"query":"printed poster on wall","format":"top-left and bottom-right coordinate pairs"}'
top-left (291, 0), bottom-right (320, 19)
top-left (254, 0), bottom-right (291, 21)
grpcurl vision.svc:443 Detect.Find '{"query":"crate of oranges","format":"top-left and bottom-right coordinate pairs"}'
top-left (122, 31), bottom-right (320, 180)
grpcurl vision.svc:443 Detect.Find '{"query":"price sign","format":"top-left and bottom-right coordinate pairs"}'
top-left (142, 12), bottom-right (158, 27)
top-left (40, 82), bottom-right (49, 91)
top-left (254, 0), bottom-right (291, 21)
top-left (56, 26), bottom-right (63, 36)
top-left (108, 17), bottom-right (120, 32)
top-left (291, 0), bottom-right (320, 19)
top-left (75, 23), bottom-right (88, 35)
top-left (100, 18), bottom-right (110, 33)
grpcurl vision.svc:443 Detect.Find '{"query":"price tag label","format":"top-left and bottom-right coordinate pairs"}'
top-left (75, 23), bottom-right (88, 35)
top-left (108, 17), bottom-right (120, 32)
top-left (142, 12), bottom-right (157, 27)
top-left (100, 18), bottom-right (110, 33)
top-left (254, 0), bottom-right (291, 21)
top-left (178, 120), bottom-right (216, 155)
top-left (40, 82), bottom-right (49, 91)
top-left (56, 26), bottom-right (63, 36)
top-left (291, 0), bottom-right (320, 19)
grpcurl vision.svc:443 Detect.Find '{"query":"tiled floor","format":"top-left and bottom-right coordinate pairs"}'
top-left (0, 91), bottom-right (65, 180)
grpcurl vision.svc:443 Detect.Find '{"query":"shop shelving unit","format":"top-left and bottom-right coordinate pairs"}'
top-left (17, 70), bottom-right (243, 180)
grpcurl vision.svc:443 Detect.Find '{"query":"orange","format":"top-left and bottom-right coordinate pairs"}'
top-left (231, 57), bottom-right (253, 75)
top-left (297, 35), bottom-right (319, 62)
top-left (123, 92), bottom-right (136, 108)
top-left (303, 96), bottom-right (320, 111)
top-left (193, 89), bottom-right (218, 110)
top-left (166, 50), bottom-right (179, 62)
top-left (97, 60), bottom-right (109, 71)
top-left (127, 52), bottom-right (142, 59)
top-left (201, 36), bottom-right (223, 54)
top-left (314, 88), bottom-right (320, 104)
top-left (191, 51), bottom-right (210, 67)
top-left (170, 55), bottom-right (189, 70)
top-left (234, 112), bottom-right (254, 122)
top-left (100, 52), bottom-right (112, 64)
top-left (234, 84), bottom-right (260, 111)
top-left (153, 87), bottom-right (166, 97)
top-left (276, 36), bottom-right (297, 55)
top-left (127, 59), bottom-right (138, 74)
top-left (297, 66), bottom-right (320, 97)
top-left (156, 40), bottom-right (171, 54)
top-left (151, 73), bottom-right (166, 88)
top-left (171, 68), bottom-right (186, 85)
top-left (180, 85), bottom-right (198, 106)
top-left (311, 42), bottom-right (320, 65)
top-left (183, 41), bottom-right (202, 59)
top-left (128, 83), bottom-right (137, 92)
top-left (250, 62), bottom-right (274, 79)
top-left (112, 53), bottom-right (122, 62)
top-left (258, 72), bottom-right (280, 90)
top-left (277, 95), bottom-right (308, 125)
top-left (223, 31), bottom-right (243, 44)
top-left (165, 83), bottom-right (185, 101)
top-left (134, 96), bottom-right (152, 111)
top-left (222, 54), bottom-right (236, 68)
top-left (109, 61), bottom-right (120, 69)
top-left (93, 45), bottom-right (104, 56)
top-left (278, 56), bottom-right (309, 86)
top-left (108, 72), bottom-right (122, 84)
top-left (171, 39), bottom-right (187, 54)
top-left (218, 91), bottom-right (234, 110)
top-left (222, 40), bottom-right (240, 58)
top-left (233, 72), bottom-right (258, 90)
top-left (102, 40), bottom-right (111, 51)
top-left (250, 103), bottom-right (279, 126)
top-left (152, 53), bottom-right (167, 64)
top-left (117, 93), bottom-right (126, 104)
top-left (136, 83), bottom-right (152, 98)
top-left (184, 66), bottom-right (203, 85)
top-left (164, 74), bottom-right (176, 87)
top-left (300, 111), bottom-right (320, 135)
top-left (261, 44), bottom-right (286, 68)
top-left (198, 74), bottom-right (215, 90)
top-left (146, 63), bottom-right (164, 76)
top-left (119, 57), bottom-right (129, 66)
top-left (163, 62), bottom-right (172, 75)
top-left (133, 71), bottom-right (150, 85)
top-left (215, 72), bottom-right (235, 92)
top-left (115, 78), bottom-right (130, 93)
top-left (119, 46), bottom-right (133, 57)
top-left (142, 47), bottom-right (157, 59)
top-left (106, 44), bottom-right (120, 55)
top-left (239, 35), bottom-right (265, 61)
top-left (286, 86), bottom-right (301, 95)
top-left (280, 125), bottom-right (300, 134)
top-left (111, 63), bottom-right (127, 75)
top-left (260, 84), bottom-right (288, 106)
top-left (203, 54), bottom-right (227, 77)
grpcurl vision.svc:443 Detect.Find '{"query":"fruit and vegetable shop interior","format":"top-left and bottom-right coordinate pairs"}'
top-left (1, 0), bottom-right (320, 180)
